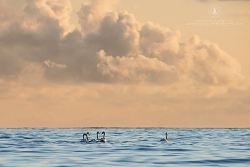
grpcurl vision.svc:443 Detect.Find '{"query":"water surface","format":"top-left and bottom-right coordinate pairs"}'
top-left (0, 128), bottom-right (249, 167)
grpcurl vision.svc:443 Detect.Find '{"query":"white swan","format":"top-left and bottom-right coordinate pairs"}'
top-left (96, 131), bottom-right (100, 142)
top-left (97, 131), bottom-right (106, 143)
top-left (81, 132), bottom-right (96, 143)
top-left (160, 132), bottom-right (168, 142)
top-left (81, 133), bottom-right (88, 143)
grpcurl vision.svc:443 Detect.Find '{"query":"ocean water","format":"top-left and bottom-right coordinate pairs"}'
top-left (0, 128), bottom-right (249, 167)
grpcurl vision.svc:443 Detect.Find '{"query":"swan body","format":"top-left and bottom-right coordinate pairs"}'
top-left (160, 132), bottom-right (168, 142)
top-left (96, 131), bottom-right (106, 143)
top-left (160, 138), bottom-right (168, 142)
top-left (99, 138), bottom-right (106, 143)
top-left (89, 139), bottom-right (96, 142)
top-left (86, 132), bottom-right (96, 143)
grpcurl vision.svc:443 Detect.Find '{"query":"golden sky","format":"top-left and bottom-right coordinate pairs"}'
top-left (0, 0), bottom-right (249, 127)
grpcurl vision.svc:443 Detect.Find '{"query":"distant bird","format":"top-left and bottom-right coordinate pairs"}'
top-left (160, 132), bottom-right (168, 142)
top-left (98, 131), bottom-right (106, 143)
top-left (95, 131), bottom-right (107, 143)
top-left (81, 132), bottom-right (96, 143)
top-left (82, 133), bottom-right (89, 143)
top-left (96, 131), bottom-right (101, 142)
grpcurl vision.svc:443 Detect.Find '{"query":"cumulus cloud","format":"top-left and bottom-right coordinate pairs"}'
top-left (78, 0), bottom-right (118, 34)
top-left (177, 35), bottom-right (243, 86)
top-left (24, 0), bottom-right (74, 34)
top-left (97, 50), bottom-right (178, 83)
top-left (140, 22), bottom-right (181, 59)
top-left (86, 11), bottom-right (140, 57)
top-left (0, 0), bottom-right (244, 91)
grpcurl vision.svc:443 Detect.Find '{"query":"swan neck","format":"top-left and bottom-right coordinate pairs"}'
top-left (103, 132), bottom-right (105, 139)
top-left (83, 133), bottom-right (88, 141)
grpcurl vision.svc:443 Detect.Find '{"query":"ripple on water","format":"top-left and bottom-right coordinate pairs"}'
top-left (0, 128), bottom-right (249, 167)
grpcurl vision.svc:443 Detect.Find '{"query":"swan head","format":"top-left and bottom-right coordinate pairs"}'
top-left (86, 132), bottom-right (90, 140)
top-left (102, 131), bottom-right (106, 138)
top-left (165, 132), bottom-right (168, 139)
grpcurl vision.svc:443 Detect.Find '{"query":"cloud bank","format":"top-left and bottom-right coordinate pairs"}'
top-left (0, 0), bottom-right (249, 128)
top-left (0, 0), bottom-right (244, 90)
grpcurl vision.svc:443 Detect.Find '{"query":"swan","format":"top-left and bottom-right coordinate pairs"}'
top-left (160, 132), bottom-right (168, 142)
top-left (98, 131), bottom-right (106, 143)
top-left (96, 131), bottom-right (100, 140)
top-left (82, 133), bottom-right (88, 143)
top-left (96, 131), bottom-right (101, 142)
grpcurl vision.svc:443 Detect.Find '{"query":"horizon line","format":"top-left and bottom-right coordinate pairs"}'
top-left (1, 126), bottom-right (249, 129)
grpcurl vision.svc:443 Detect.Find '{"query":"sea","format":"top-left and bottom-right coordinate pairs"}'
top-left (0, 128), bottom-right (249, 167)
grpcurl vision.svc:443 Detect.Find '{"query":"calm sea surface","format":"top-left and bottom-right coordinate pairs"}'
top-left (0, 128), bottom-right (249, 167)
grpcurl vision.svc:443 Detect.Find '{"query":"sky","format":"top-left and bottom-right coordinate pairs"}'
top-left (0, 0), bottom-right (249, 128)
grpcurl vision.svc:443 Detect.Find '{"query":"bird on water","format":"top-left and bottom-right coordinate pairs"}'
top-left (160, 132), bottom-right (168, 142)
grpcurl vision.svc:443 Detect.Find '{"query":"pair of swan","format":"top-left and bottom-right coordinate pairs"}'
top-left (82, 131), bottom-right (106, 143)
top-left (160, 132), bottom-right (168, 142)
